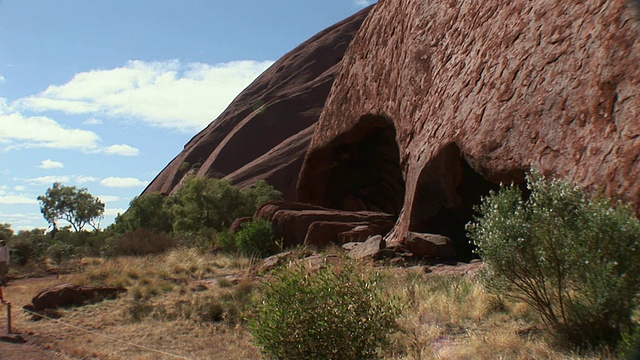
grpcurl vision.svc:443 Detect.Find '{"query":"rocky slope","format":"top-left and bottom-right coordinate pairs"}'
top-left (143, 6), bottom-right (372, 199)
top-left (297, 0), bottom-right (640, 259)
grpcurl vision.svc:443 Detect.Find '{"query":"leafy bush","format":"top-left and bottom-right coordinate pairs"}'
top-left (46, 242), bottom-right (75, 265)
top-left (618, 320), bottom-right (640, 359)
top-left (467, 172), bottom-right (640, 347)
top-left (218, 219), bottom-right (277, 258)
top-left (9, 228), bottom-right (51, 266)
top-left (111, 192), bottom-right (173, 234)
top-left (250, 261), bottom-right (400, 360)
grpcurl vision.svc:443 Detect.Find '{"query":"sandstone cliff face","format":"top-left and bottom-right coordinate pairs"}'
top-left (143, 7), bottom-right (372, 199)
top-left (297, 0), bottom-right (640, 259)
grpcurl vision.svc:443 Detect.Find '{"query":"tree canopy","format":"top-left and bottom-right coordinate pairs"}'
top-left (37, 182), bottom-right (105, 232)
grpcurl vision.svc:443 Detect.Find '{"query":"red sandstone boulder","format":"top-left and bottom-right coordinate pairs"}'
top-left (27, 283), bottom-right (126, 312)
top-left (265, 208), bottom-right (395, 248)
top-left (303, 221), bottom-right (389, 247)
top-left (346, 235), bottom-right (387, 260)
top-left (403, 233), bottom-right (457, 260)
top-left (229, 216), bottom-right (253, 234)
top-left (298, 0), bottom-right (640, 260)
top-left (255, 201), bottom-right (329, 222)
top-left (143, 7), bottom-right (372, 200)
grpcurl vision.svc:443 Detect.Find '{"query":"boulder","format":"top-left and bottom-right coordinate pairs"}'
top-left (27, 283), bottom-right (126, 311)
top-left (403, 233), bottom-right (457, 260)
top-left (143, 6), bottom-right (373, 200)
top-left (255, 201), bottom-right (329, 222)
top-left (298, 0), bottom-right (640, 261)
top-left (346, 235), bottom-right (386, 260)
top-left (269, 208), bottom-right (395, 248)
top-left (303, 222), bottom-right (392, 247)
top-left (229, 216), bottom-right (253, 233)
top-left (338, 224), bottom-right (390, 244)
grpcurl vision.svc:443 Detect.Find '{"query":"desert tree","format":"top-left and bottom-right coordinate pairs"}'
top-left (38, 182), bottom-right (105, 232)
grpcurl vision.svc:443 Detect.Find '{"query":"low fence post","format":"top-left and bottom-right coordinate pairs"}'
top-left (5, 302), bottom-right (11, 334)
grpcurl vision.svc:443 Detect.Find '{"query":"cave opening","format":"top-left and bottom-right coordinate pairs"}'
top-left (324, 115), bottom-right (406, 216)
top-left (409, 143), bottom-right (503, 262)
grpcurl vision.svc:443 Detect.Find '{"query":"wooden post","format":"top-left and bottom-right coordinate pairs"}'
top-left (5, 302), bottom-right (11, 334)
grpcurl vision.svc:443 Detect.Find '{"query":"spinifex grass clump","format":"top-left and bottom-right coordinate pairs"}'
top-left (467, 171), bottom-right (640, 348)
top-left (250, 261), bottom-right (401, 360)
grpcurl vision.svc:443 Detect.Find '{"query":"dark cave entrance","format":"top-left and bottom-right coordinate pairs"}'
top-left (324, 115), bottom-right (406, 216)
top-left (408, 143), bottom-right (503, 262)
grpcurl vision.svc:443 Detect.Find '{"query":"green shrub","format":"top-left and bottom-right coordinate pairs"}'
top-left (618, 320), bottom-right (640, 359)
top-left (250, 261), bottom-right (400, 360)
top-left (467, 172), bottom-right (640, 348)
top-left (218, 219), bottom-right (277, 258)
top-left (46, 242), bottom-right (75, 265)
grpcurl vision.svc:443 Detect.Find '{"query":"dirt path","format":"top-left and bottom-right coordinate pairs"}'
top-left (0, 276), bottom-right (79, 360)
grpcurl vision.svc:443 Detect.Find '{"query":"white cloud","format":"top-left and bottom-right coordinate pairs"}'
top-left (38, 159), bottom-right (64, 169)
top-left (354, 0), bottom-right (375, 7)
top-left (0, 107), bottom-right (101, 151)
top-left (13, 186), bottom-right (26, 191)
top-left (24, 175), bottom-right (71, 185)
top-left (103, 144), bottom-right (140, 156)
top-left (15, 59), bottom-right (274, 132)
top-left (0, 194), bottom-right (37, 205)
top-left (75, 176), bottom-right (98, 184)
top-left (23, 175), bottom-right (96, 185)
top-left (100, 177), bottom-right (149, 188)
top-left (0, 75), bottom-right (5, 84)
top-left (83, 117), bottom-right (103, 125)
top-left (97, 195), bottom-right (120, 203)
top-left (104, 207), bottom-right (126, 217)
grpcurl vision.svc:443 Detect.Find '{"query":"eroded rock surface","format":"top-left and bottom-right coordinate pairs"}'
top-left (298, 0), bottom-right (640, 260)
top-left (143, 6), bottom-right (372, 200)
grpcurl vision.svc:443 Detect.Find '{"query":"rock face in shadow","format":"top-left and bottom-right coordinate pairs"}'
top-left (143, 6), bottom-right (372, 200)
top-left (297, 0), bottom-right (640, 260)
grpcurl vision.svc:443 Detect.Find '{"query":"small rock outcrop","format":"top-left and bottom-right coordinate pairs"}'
top-left (143, 6), bottom-right (372, 200)
top-left (25, 283), bottom-right (126, 312)
top-left (255, 201), bottom-right (394, 248)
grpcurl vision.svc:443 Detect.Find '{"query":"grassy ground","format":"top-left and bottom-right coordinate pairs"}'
top-left (0, 249), bottom-right (617, 359)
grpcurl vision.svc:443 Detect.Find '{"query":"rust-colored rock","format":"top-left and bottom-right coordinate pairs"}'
top-left (255, 201), bottom-right (329, 222)
top-left (346, 235), bottom-right (387, 260)
top-left (404, 233), bottom-right (457, 260)
top-left (259, 205), bottom-right (395, 248)
top-left (303, 221), bottom-right (391, 248)
top-left (143, 7), bottom-right (372, 199)
top-left (27, 283), bottom-right (126, 311)
top-left (229, 217), bottom-right (253, 234)
top-left (298, 0), bottom-right (640, 260)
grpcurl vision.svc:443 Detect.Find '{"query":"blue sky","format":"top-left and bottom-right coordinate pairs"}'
top-left (0, 0), bottom-right (375, 231)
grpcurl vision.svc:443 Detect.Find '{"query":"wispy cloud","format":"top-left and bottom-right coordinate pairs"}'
top-left (354, 0), bottom-right (375, 7)
top-left (15, 59), bottom-right (274, 132)
top-left (23, 175), bottom-right (97, 185)
top-left (104, 207), bottom-right (127, 217)
top-left (100, 177), bottom-right (149, 188)
top-left (0, 194), bottom-right (37, 205)
top-left (97, 195), bottom-right (120, 203)
top-left (0, 109), bottom-right (101, 151)
top-left (0, 75), bottom-right (5, 84)
top-left (103, 144), bottom-right (140, 157)
top-left (38, 159), bottom-right (64, 169)
top-left (83, 117), bottom-right (103, 126)
top-left (24, 175), bottom-right (71, 185)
